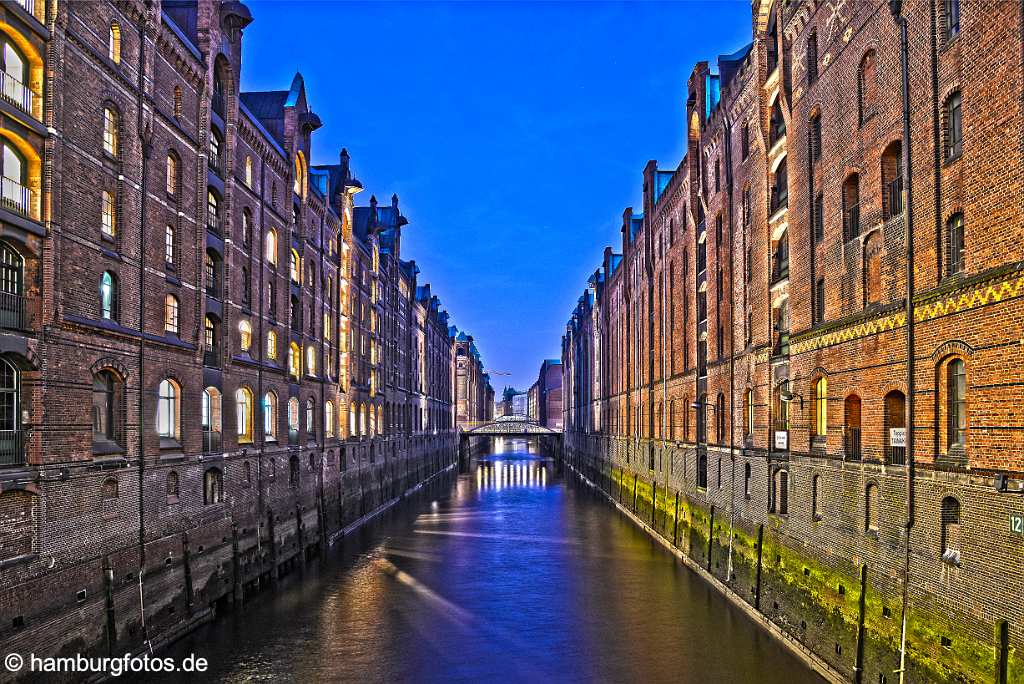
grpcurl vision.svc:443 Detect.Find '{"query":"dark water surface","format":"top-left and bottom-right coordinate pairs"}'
top-left (161, 447), bottom-right (823, 683)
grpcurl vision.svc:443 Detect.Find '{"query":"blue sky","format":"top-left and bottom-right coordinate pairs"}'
top-left (241, 1), bottom-right (753, 392)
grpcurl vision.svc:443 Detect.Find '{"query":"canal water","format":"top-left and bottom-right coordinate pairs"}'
top-left (160, 443), bottom-right (823, 683)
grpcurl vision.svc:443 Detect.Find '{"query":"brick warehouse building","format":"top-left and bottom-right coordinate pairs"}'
top-left (0, 0), bottom-right (477, 666)
top-left (563, 0), bottom-right (1024, 681)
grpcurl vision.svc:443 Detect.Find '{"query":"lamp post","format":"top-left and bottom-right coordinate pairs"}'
top-left (889, 2), bottom-right (915, 682)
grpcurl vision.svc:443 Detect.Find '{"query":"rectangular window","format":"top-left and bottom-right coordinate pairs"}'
top-left (810, 113), bottom-right (822, 162)
top-left (807, 34), bottom-right (818, 85)
top-left (101, 191), bottom-right (115, 237)
top-left (944, 0), bottom-right (960, 39)
top-left (741, 123), bottom-right (750, 160)
top-left (946, 92), bottom-right (962, 160)
top-left (814, 277), bottom-right (825, 324)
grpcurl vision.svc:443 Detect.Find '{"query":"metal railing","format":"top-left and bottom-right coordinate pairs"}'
top-left (14, 0), bottom-right (40, 22)
top-left (1, 177), bottom-right (31, 216)
top-left (0, 428), bottom-right (27, 466)
top-left (202, 429), bottom-right (221, 453)
top-left (843, 203), bottom-right (860, 241)
top-left (206, 211), bottom-right (220, 235)
top-left (0, 292), bottom-right (26, 330)
top-left (211, 91), bottom-right (225, 118)
top-left (844, 428), bottom-right (862, 460)
top-left (886, 176), bottom-right (903, 218)
top-left (1, 72), bottom-right (33, 115)
top-left (203, 349), bottom-right (220, 368)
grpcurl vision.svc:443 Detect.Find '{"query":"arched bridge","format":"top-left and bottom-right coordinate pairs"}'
top-left (460, 415), bottom-right (560, 436)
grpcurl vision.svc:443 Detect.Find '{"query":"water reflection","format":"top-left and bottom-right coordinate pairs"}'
top-left (158, 448), bottom-right (823, 684)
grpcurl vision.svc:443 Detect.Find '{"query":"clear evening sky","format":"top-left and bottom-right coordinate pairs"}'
top-left (240, 1), bottom-right (752, 392)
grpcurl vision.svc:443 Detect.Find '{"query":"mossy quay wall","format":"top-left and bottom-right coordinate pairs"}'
top-left (563, 433), bottom-right (1023, 684)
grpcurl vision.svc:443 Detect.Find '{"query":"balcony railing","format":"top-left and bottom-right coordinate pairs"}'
top-left (844, 428), bottom-right (862, 460)
top-left (206, 212), bottom-right (221, 235)
top-left (1, 177), bottom-right (31, 216)
top-left (843, 203), bottom-right (861, 241)
top-left (1, 72), bottom-right (33, 115)
top-left (211, 91), bottom-right (225, 118)
top-left (886, 177), bottom-right (903, 218)
top-left (14, 0), bottom-right (41, 23)
top-left (202, 429), bottom-right (221, 453)
top-left (0, 428), bottom-right (27, 467)
top-left (0, 292), bottom-right (27, 330)
top-left (203, 348), bottom-right (220, 368)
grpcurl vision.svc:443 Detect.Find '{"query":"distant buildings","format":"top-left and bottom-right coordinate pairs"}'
top-left (453, 331), bottom-right (494, 429)
top-left (528, 360), bottom-right (563, 429)
top-left (497, 386), bottom-right (528, 417)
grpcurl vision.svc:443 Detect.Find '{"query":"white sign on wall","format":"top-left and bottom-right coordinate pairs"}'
top-left (890, 428), bottom-right (907, 448)
top-left (774, 431), bottom-right (788, 450)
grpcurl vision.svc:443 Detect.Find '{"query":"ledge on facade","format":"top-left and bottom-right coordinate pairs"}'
top-left (0, 552), bottom-right (37, 571)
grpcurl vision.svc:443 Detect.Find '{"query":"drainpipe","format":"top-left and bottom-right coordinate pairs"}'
top-left (255, 154), bottom-right (267, 575)
top-left (724, 114), bottom-right (736, 581)
top-left (135, 17), bottom-right (151, 648)
top-left (889, 2), bottom-right (916, 682)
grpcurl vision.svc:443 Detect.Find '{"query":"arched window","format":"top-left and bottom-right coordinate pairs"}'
top-left (164, 294), bottom-right (179, 334)
top-left (263, 391), bottom-right (278, 440)
top-left (266, 329), bottom-right (277, 360)
top-left (774, 469), bottom-right (788, 515)
top-left (306, 345), bottom-right (316, 376)
top-left (203, 468), bottom-right (223, 505)
top-left (806, 30), bottom-right (818, 85)
top-left (108, 23), bottom-right (121, 64)
top-left (266, 229), bottom-right (278, 266)
top-left (242, 209), bottom-right (253, 248)
top-left (0, 242), bottom-right (23, 328)
top-left (173, 86), bottom-right (182, 118)
top-left (103, 106), bottom-right (118, 156)
top-left (101, 190), bottom-right (116, 238)
top-left (1, 37), bottom-right (29, 113)
top-left (716, 393), bottom-right (726, 443)
top-left (946, 213), bottom-right (964, 276)
top-left (813, 377), bottom-right (828, 437)
top-left (865, 482), bottom-right (879, 533)
top-left (238, 320), bottom-right (252, 352)
top-left (92, 370), bottom-right (121, 449)
top-left (769, 99), bottom-right (786, 145)
top-left (941, 497), bottom-right (961, 564)
top-left (842, 173), bottom-right (860, 241)
top-left (202, 387), bottom-right (222, 452)
top-left (857, 50), bottom-right (877, 125)
top-left (349, 403), bottom-right (357, 438)
top-left (157, 379), bottom-right (180, 441)
top-left (305, 397), bottom-right (315, 433)
top-left (235, 387), bottom-right (254, 443)
top-left (166, 153), bottom-right (178, 196)
top-left (946, 358), bottom-right (967, 449)
top-left (0, 142), bottom-right (27, 214)
top-left (289, 249), bottom-right (301, 283)
top-left (288, 342), bottom-right (301, 379)
top-left (0, 359), bottom-right (18, 446)
top-left (360, 403), bottom-right (367, 436)
top-left (945, 91), bottom-right (962, 160)
top-left (244, 156), bottom-right (253, 187)
top-left (884, 390), bottom-right (906, 465)
top-left (864, 232), bottom-right (882, 306)
top-left (99, 271), bottom-right (117, 321)
top-left (293, 154), bottom-right (305, 196)
top-left (166, 471), bottom-right (179, 503)
top-left (325, 401), bottom-right (335, 437)
top-left (881, 141), bottom-right (903, 219)
top-left (207, 189), bottom-right (220, 233)
top-left (844, 394), bottom-right (862, 459)
top-left (164, 224), bottom-right (176, 265)
top-left (744, 389), bottom-right (754, 437)
top-left (287, 396), bottom-right (300, 435)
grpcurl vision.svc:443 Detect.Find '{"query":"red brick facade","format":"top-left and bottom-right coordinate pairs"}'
top-left (0, 0), bottom-right (469, 666)
top-left (564, 1), bottom-right (1024, 681)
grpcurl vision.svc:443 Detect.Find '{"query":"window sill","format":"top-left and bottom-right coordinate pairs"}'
top-left (92, 441), bottom-right (124, 457)
top-left (943, 152), bottom-right (962, 167)
top-left (159, 437), bottom-right (181, 450)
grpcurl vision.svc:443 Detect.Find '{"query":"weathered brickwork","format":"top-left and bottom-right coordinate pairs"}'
top-left (564, 1), bottom-right (1024, 681)
top-left (0, 0), bottom-right (476, 671)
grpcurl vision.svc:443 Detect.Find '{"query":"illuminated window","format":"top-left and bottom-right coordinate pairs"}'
top-left (266, 229), bottom-right (278, 267)
top-left (157, 379), bottom-right (180, 440)
top-left (290, 249), bottom-right (301, 283)
top-left (101, 190), bottom-right (115, 237)
top-left (235, 387), bottom-right (254, 443)
top-left (108, 23), bottom-right (121, 64)
top-left (164, 294), bottom-right (179, 334)
top-left (288, 397), bottom-right (299, 432)
top-left (244, 156), bottom-right (253, 187)
top-left (164, 225), bottom-right (175, 265)
top-left (99, 271), bottom-right (117, 321)
top-left (263, 391), bottom-right (278, 440)
top-left (325, 401), bottom-right (335, 437)
top-left (103, 106), bottom-right (118, 156)
top-left (166, 153), bottom-right (178, 195)
top-left (306, 345), bottom-right (316, 375)
top-left (814, 377), bottom-right (828, 437)
top-left (239, 320), bottom-right (252, 351)
top-left (289, 342), bottom-right (301, 379)
top-left (173, 86), bottom-right (182, 118)
top-left (266, 329), bottom-right (277, 359)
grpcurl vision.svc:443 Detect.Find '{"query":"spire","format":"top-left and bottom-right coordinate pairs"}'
top-left (392, 193), bottom-right (399, 208)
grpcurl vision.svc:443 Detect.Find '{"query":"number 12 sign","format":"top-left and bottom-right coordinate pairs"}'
top-left (1012, 514), bottom-right (1024, 536)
